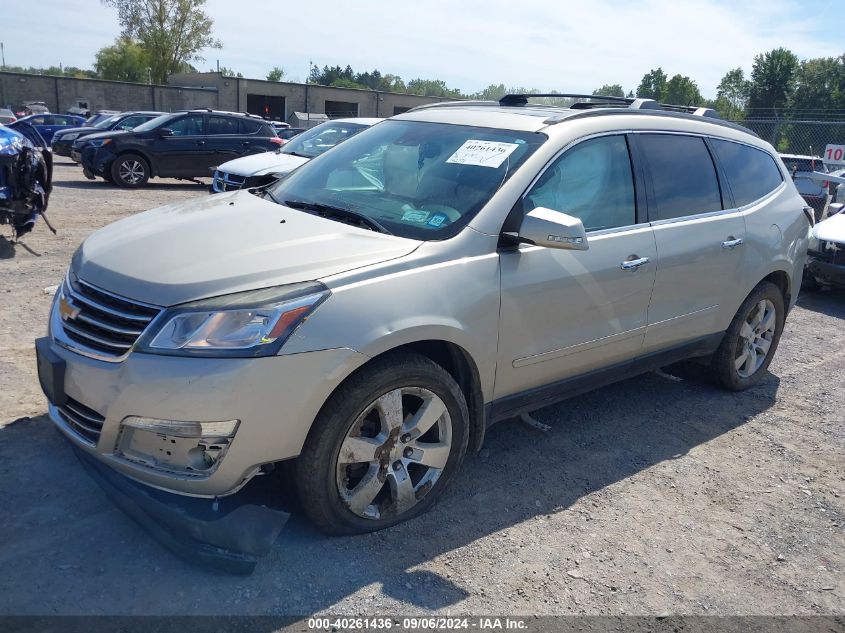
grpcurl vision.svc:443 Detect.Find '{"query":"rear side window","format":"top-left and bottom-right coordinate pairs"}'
top-left (639, 134), bottom-right (723, 220)
top-left (240, 119), bottom-right (262, 134)
top-left (167, 115), bottom-right (205, 136)
top-left (208, 116), bottom-right (239, 135)
top-left (116, 116), bottom-right (147, 130)
top-left (711, 139), bottom-right (783, 207)
top-left (524, 134), bottom-right (636, 231)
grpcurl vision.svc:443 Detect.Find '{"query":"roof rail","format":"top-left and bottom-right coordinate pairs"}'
top-left (408, 93), bottom-right (724, 121)
top-left (499, 93), bottom-right (631, 107)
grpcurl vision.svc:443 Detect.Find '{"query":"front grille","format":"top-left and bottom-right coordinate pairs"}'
top-left (57, 397), bottom-right (105, 445)
top-left (59, 275), bottom-right (161, 359)
top-left (212, 170), bottom-right (246, 192)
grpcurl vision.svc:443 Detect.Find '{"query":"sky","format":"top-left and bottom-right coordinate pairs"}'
top-left (1, 0), bottom-right (842, 97)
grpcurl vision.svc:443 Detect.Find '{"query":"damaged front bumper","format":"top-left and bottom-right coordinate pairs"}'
top-left (807, 250), bottom-right (845, 287)
top-left (0, 123), bottom-right (52, 237)
top-left (73, 445), bottom-right (289, 574)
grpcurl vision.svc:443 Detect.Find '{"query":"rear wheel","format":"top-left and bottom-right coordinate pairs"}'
top-left (709, 281), bottom-right (784, 391)
top-left (295, 352), bottom-right (469, 535)
top-left (110, 154), bottom-right (149, 188)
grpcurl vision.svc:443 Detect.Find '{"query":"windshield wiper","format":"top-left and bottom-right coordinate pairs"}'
top-left (283, 151), bottom-right (312, 159)
top-left (283, 199), bottom-right (392, 235)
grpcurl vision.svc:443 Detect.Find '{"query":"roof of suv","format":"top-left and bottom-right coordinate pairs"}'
top-left (396, 94), bottom-right (756, 138)
top-left (177, 109), bottom-right (268, 120)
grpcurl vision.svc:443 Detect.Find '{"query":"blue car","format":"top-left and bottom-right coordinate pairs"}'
top-left (15, 113), bottom-right (86, 144)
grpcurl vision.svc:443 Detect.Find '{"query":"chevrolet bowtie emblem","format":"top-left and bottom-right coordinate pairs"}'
top-left (59, 296), bottom-right (80, 321)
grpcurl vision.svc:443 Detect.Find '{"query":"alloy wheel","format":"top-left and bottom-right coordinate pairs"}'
top-left (335, 387), bottom-right (452, 520)
top-left (735, 299), bottom-right (777, 378)
top-left (118, 159), bottom-right (145, 185)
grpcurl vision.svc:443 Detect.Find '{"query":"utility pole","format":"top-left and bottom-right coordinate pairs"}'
top-left (1, 42), bottom-right (5, 69)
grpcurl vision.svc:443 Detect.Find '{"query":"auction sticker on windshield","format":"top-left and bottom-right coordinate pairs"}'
top-left (446, 140), bottom-right (519, 168)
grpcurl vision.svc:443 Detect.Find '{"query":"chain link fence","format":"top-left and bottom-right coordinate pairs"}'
top-left (728, 118), bottom-right (845, 162)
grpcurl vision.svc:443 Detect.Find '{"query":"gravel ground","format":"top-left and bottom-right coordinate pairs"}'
top-left (0, 163), bottom-right (842, 616)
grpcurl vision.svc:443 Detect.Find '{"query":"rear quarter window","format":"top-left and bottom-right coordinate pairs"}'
top-left (239, 119), bottom-right (262, 134)
top-left (638, 134), bottom-right (723, 220)
top-left (711, 139), bottom-right (783, 207)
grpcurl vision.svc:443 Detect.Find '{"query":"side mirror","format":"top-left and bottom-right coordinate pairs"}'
top-left (158, 128), bottom-right (174, 138)
top-left (514, 207), bottom-right (588, 250)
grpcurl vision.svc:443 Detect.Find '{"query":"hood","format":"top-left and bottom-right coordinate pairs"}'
top-left (79, 129), bottom-right (132, 142)
top-left (813, 212), bottom-right (845, 244)
top-left (53, 126), bottom-right (93, 139)
top-left (73, 191), bottom-right (421, 306)
top-left (217, 151), bottom-right (310, 177)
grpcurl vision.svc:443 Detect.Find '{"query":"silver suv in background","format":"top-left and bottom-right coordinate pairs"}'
top-left (38, 94), bottom-right (809, 544)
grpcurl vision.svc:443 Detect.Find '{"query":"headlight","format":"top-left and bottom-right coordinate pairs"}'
top-left (62, 133), bottom-right (80, 141)
top-left (136, 282), bottom-right (330, 357)
top-left (88, 139), bottom-right (111, 148)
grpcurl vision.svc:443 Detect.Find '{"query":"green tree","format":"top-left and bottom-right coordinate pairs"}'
top-left (102, 0), bottom-right (221, 84)
top-left (592, 84), bottom-right (625, 97)
top-left (663, 74), bottom-right (703, 105)
top-left (95, 37), bottom-right (151, 82)
top-left (218, 66), bottom-right (242, 78)
top-left (714, 67), bottom-right (750, 120)
top-left (266, 66), bottom-right (285, 81)
top-left (790, 55), bottom-right (845, 115)
top-left (637, 68), bottom-right (667, 100)
top-left (406, 78), bottom-right (461, 98)
top-left (748, 47), bottom-right (798, 115)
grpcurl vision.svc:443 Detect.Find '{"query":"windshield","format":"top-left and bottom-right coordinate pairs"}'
top-left (267, 119), bottom-right (546, 239)
top-left (132, 113), bottom-right (179, 133)
top-left (281, 121), bottom-right (368, 158)
top-left (94, 115), bottom-right (122, 129)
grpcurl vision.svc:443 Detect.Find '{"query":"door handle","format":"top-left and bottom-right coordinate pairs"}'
top-left (721, 238), bottom-right (744, 249)
top-left (196, 140), bottom-right (206, 146)
top-left (620, 256), bottom-right (650, 270)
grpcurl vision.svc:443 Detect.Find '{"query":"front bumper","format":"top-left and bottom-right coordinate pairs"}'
top-left (808, 256), bottom-right (845, 287)
top-left (78, 145), bottom-right (115, 177)
top-left (73, 445), bottom-right (289, 574)
top-left (52, 141), bottom-right (72, 157)
top-left (39, 335), bottom-right (368, 497)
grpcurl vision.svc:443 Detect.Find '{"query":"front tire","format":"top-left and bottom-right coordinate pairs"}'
top-left (110, 154), bottom-right (149, 188)
top-left (295, 351), bottom-right (469, 535)
top-left (710, 281), bottom-right (785, 391)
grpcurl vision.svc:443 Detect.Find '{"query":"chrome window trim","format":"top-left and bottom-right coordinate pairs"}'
top-left (648, 180), bottom-right (787, 227)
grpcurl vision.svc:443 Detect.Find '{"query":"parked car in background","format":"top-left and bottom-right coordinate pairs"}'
top-left (830, 168), bottom-right (845, 207)
top-left (16, 101), bottom-right (50, 117)
top-left (277, 127), bottom-right (305, 142)
top-left (79, 110), bottom-right (282, 187)
top-left (38, 95), bottom-right (809, 550)
top-left (54, 111), bottom-right (165, 159)
top-left (806, 210), bottom-right (845, 289)
top-left (0, 109), bottom-right (16, 125)
top-left (15, 113), bottom-right (86, 144)
top-left (780, 154), bottom-right (831, 221)
top-left (211, 118), bottom-right (380, 192)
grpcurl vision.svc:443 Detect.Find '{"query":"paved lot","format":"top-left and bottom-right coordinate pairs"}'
top-left (0, 163), bottom-right (842, 616)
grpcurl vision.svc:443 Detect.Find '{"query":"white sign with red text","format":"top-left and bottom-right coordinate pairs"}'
top-left (824, 144), bottom-right (845, 166)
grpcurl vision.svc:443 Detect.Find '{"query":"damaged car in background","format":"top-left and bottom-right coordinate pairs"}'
top-left (0, 121), bottom-right (53, 238)
top-left (804, 171), bottom-right (845, 290)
